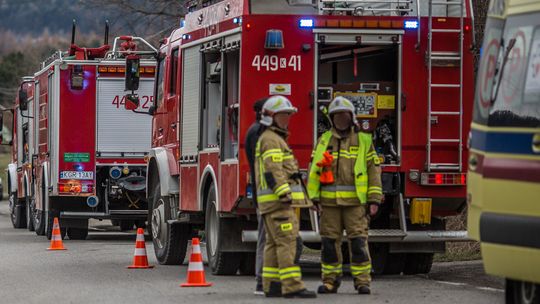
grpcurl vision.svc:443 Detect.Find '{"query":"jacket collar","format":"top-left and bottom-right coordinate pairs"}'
top-left (331, 127), bottom-right (353, 139)
top-left (269, 126), bottom-right (289, 139)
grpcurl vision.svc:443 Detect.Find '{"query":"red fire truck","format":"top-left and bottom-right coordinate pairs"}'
top-left (6, 77), bottom-right (35, 230)
top-left (139, 0), bottom-right (475, 275)
top-left (6, 26), bottom-right (157, 240)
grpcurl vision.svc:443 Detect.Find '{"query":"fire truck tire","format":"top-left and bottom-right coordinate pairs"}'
top-left (403, 253), bottom-right (434, 275)
top-left (67, 227), bottom-right (89, 240)
top-left (205, 184), bottom-right (241, 275)
top-left (26, 196), bottom-right (35, 232)
top-left (10, 193), bottom-right (27, 229)
top-left (46, 211), bottom-right (66, 240)
top-left (151, 185), bottom-right (189, 265)
top-left (383, 253), bottom-right (406, 275)
top-left (238, 252), bottom-right (256, 276)
top-left (33, 208), bottom-right (46, 236)
top-left (119, 220), bottom-right (135, 231)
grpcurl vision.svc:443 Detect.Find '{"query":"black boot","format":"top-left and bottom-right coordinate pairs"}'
top-left (317, 281), bottom-right (340, 294)
top-left (357, 285), bottom-right (371, 295)
top-left (284, 289), bottom-right (317, 298)
top-left (264, 281), bottom-right (282, 298)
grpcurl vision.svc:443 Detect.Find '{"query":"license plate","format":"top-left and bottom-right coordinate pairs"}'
top-left (60, 171), bottom-right (94, 180)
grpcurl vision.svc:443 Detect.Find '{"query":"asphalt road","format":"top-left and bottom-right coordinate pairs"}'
top-left (0, 202), bottom-right (504, 304)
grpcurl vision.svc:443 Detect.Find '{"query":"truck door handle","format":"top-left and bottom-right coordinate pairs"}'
top-left (171, 123), bottom-right (177, 129)
top-left (158, 128), bottom-right (164, 135)
top-left (532, 134), bottom-right (540, 153)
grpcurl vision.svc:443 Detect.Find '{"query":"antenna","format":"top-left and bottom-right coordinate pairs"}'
top-left (104, 20), bottom-right (109, 45)
top-left (71, 19), bottom-right (76, 45)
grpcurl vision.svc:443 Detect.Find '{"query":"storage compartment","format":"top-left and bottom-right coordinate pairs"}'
top-left (316, 40), bottom-right (401, 165)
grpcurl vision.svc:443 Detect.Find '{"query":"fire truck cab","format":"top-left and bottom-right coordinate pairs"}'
top-left (6, 28), bottom-right (157, 239)
top-left (144, 0), bottom-right (475, 275)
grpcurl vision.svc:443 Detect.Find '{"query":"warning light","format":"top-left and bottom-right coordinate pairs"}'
top-left (299, 19), bottom-right (314, 28)
top-left (464, 24), bottom-right (471, 32)
top-left (405, 20), bottom-right (418, 29)
top-left (435, 173), bottom-right (443, 185)
top-left (233, 17), bottom-right (242, 24)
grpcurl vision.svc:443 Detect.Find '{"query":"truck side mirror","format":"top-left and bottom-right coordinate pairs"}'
top-left (125, 55), bottom-right (140, 91)
top-left (19, 88), bottom-right (28, 111)
top-left (124, 94), bottom-right (139, 110)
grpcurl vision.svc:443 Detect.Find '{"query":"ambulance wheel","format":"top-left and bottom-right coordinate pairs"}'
top-left (506, 279), bottom-right (540, 304)
top-left (68, 227), bottom-right (89, 240)
top-left (9, 193), bottom-right (27, 229)
top-left (205, 184), bottom-right (241, 275)
top-left (151, 185), bottom-right (189, 265)
top-left (46, 211), bottom-right (66, 240)
top-left (403, 253), bottom-right (434, 275)
top-left (26, 196), bottom-right (35, 232)
top-left (238, 252), bottom-right (256, 276)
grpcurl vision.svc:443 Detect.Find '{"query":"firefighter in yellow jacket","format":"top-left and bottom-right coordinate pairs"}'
top-left (255, 95), bottom-right (317, 299)
top-left (308, 96), bottom-right (383, 295)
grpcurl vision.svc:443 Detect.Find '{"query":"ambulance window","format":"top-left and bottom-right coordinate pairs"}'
top-left (488, 15), bottom-right (540, 127)
top-left (169, 48), bottom-right (179, 96)
top-left (473, 18), bottom-right (504, 125)
top-left (155, 56), bottom-right (166, 106)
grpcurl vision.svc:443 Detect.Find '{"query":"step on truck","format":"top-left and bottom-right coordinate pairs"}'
top-left (137, 0), bottom-right (475, 275)
top-left (4, 23), bottom-right (157, 239)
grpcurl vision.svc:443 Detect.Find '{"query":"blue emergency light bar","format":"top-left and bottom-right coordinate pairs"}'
top-left (405, 20), bottom-right (418, 29)
top-left (299, 18), bottom-right (314, 28)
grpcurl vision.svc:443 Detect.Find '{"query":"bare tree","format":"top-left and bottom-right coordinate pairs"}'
top-left (81, 0), bottom-right (186, 43)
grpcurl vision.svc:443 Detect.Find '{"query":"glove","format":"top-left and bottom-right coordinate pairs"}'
top-left (316, 151), bottom-right (334, 168)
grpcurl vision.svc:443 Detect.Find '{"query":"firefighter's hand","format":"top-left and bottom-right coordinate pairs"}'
top-left (369, 203), bottom-right (379, 217)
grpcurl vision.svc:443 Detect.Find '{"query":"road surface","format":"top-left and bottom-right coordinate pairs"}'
top-left (0, 202), bottom-right (504, 304)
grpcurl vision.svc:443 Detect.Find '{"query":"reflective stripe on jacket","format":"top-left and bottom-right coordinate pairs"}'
top-left (308, 129), bottom-right (383, 206)
top-left (255, 127), bottom-right (312, 214)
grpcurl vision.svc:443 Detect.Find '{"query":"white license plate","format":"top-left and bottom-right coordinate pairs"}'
top-left (59, 171), bottom-right (94, 180)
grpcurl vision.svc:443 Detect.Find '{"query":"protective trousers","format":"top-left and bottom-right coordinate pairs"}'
top-left (262, 207), bottom-right (304, 295)
top-left (320, 205), bottom-right (372, 288)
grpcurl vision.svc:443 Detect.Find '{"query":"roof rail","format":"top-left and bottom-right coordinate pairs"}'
top-left (41, 51), bottom-right (65, 69)
top-left (318, 0), bottom-right (417, 16)
top-left (107, 36), bottom-right (158, 59)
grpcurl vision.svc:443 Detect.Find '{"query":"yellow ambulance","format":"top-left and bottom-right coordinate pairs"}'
top-left (468, 0), bottom-right (540, 302)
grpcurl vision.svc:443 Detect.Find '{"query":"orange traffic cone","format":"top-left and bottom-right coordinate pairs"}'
top-left (127, 228), bottom-right (154, 269)
top-left (180, 238), bottom-right (212, 287)
top-left (47, 217), bottom-right (66, 251)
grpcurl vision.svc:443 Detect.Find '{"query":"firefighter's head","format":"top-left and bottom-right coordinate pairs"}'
top-left (328, 96), bottom-right (356, 131)
top-left (260, 95), bottom-right (297, 130)
top-left (253, 97), bottom-right (268, 121)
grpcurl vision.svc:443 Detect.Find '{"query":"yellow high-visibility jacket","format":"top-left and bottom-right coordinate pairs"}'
top-left (308, 128), bottom-right (383, 206)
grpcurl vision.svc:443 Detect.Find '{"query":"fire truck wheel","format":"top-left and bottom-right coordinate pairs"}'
top-left (9, 193), bottom-right (27, 229)
top-left (238, 252), bottom-right (256, 276)
top-left (26, 196), bottom-right (35, 232)
top-left (403, 253), bottom-right (434, 275)
top-left (119, 220), bottom-right (135, 231)
top-left (67, 227), bottom-right (89, 240)
top-left (46, 211), bottom-right (67, 240)
top-left (205, 184), bottom-right (241, 275)
top-left (369, 243), bottom-right (388, 275)
top-left (383, 253), bottom-right (406, 275)
top-left (151, 184), bottom-right (188, 265)
top-left (33, 208), bottom-right (46, 236)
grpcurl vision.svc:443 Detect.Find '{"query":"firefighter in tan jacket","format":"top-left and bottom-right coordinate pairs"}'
top-left (254, 95), bottom-right (316, 299)
top-left (308, 96), bottom-right (383, 295)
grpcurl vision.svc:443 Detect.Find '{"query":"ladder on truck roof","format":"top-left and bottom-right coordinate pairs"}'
top-left (426, 0), bottom-right (465, 172)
